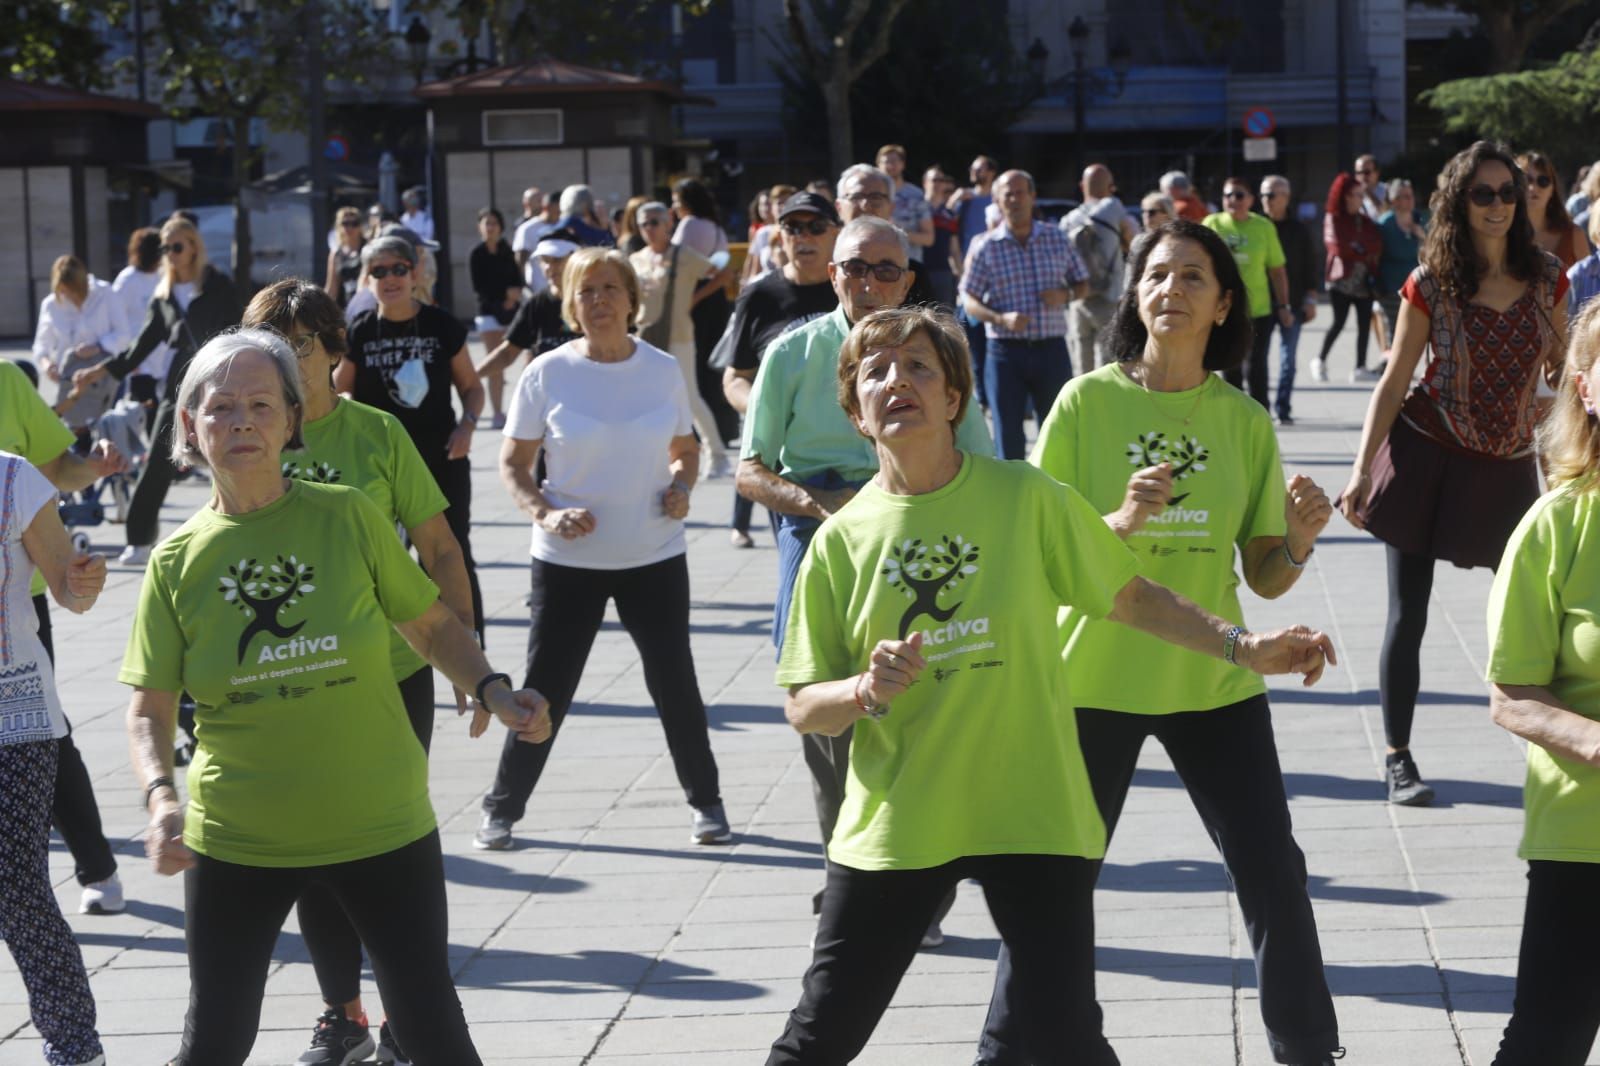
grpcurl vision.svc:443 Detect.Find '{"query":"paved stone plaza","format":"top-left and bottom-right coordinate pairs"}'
top-left (0, 317), bottom-right (1547, 1064)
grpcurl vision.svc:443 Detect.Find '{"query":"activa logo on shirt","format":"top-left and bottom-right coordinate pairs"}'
top-left (1127, 430), bottom-right (1210, 508)
top-left (217, 555), bottom-right (326, 664)
top-left (282, 459), bottom-right (342, 484)
top-left (881, 535), bottom-right (981, 640)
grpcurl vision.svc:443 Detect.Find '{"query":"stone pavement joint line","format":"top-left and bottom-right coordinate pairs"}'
top-left (0, 320), bottom-right (1534, 1064)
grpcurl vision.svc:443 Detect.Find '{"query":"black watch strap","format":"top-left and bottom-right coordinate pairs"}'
top-left (145, 775), bottom-right (176, 810)
top-left (475, 672), bottom-right (513, 705)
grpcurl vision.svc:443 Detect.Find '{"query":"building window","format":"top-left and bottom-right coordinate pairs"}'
top-left (482, 109), bottom-right (564, 146)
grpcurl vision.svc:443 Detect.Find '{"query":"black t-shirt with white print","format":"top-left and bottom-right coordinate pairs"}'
top-left (504, 290), bottom-right (579, 357)
top-left (346, 303), bottom-right (468, 454)
top-left (712, 271), bottom-right (838, 372)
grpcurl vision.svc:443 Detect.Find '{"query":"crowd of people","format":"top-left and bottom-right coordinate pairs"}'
top-left (5, 136), bottom-right (1600, 1065)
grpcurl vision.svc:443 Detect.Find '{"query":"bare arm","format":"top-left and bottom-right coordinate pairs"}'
top-left (478, 338), bottom-right (528, 378)
top-left (1339, 298), bottom-right (1430, 527)
top-left (1107, 575), bottom-right (1335, 685)
top-left (1491, 683), bottom-right (1600, 767)
top-left (445, 344), bottom-right (485, 460)
top-left (393, 598), bottom-right (550, 743)
top-left (690, 267), bottom-right (735, 309)
top-left (723, 366), bottom-right (755, 413)
top-left (127, 687), bottom-right (194, 874)
top-left (20, 502), bottom-right (105, 613)
top-left (907, 215), bottom-right (935, 249)
top-left (408, 512), bottom-right (474, 629)
top-left (324, 249), bottom-right (342, 301)
top-left (785, 633), bottom-right (927, 737)
top-left (736, 457), bottom-right (854, 520)
top-left (35, 448), bottom-right (109, 493)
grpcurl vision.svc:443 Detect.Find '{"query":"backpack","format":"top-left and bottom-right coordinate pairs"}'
top-left (1064, 207), bottom-right (1126, 304)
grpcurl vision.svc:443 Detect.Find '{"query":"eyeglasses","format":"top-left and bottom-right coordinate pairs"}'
top-left (1259, 190), bottom-right (1281, 199)
top-left (161, 242), bottom-right (186, 255)
top-left (835, 258), bottom-right (906, 283)
top-left (288, 334), bottom-right (318, 359)
top-left (1141, 209), bottom-right (1167, 218)
top-left (1223, 190), bottom-right (1250, 200)
top-left (842, 191), bottom-right (890, 207)
top-left (1467, 183), bottom-right (1519, 207)
top-left (369, 262), bottom-right (413, 279)
top-left (781, 218), bottom-right (832, 236)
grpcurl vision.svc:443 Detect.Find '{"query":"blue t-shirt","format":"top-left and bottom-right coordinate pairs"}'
top-left (958, 194), bottom-right (993, 259)
top-left (1377, 210), bottom-right (1427, 299)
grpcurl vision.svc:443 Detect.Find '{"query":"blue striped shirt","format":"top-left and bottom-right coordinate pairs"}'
top-left (1569, 250), bottom-right (1600, 317)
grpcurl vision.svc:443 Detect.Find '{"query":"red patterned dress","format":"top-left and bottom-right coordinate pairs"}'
top-left (1359, 255), bottom-right (1568, 567)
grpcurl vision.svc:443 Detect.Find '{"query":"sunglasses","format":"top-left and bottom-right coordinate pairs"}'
top-left (340, 220), bottom-right (362, 229)
top-left (836, 258), bottom-right (906, 283)
top-left (1468, 183), bottom-right (1519, 207)
top-left (369, 262), bottom-right (413, 279)
top-left (162, 242), bottom-right (186, 255)
top-left (1223, 190), bottom-right (1250, 200)
top-left (781, 218), bottom-right (832, 236)
top-left (1526, 173), bottom-right (1553, 189)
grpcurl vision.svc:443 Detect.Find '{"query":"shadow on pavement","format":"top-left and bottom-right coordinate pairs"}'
top-left (442, 854), bottom-right (587, 894)
top-left (1130, 766), bottom-right (1522, 808)
top-left (509, 833), bottom-right (821, 868)
top-left (1099, 859), bottom-right (1446, 905)
top-left (452, 948), bottom-right (765, 1001)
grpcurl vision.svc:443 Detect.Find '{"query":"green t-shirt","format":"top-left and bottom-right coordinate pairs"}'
top-left (777, 454), bottom-right (1138, 871)
top-left (742, 308), bottom-right (993, 483)
top-left (1, 360), bottom-right (77, 597)
top-left (118, 480), bottom-right (441, 867)
top-left (282, 399), bottom-right (448, 682)
top-left (1202, 212), bottom-right (1286, 318)
top-left (1032, 364), bottom-right (1286, 714)
top-left (1486, 487), bottom-right (1600, 863)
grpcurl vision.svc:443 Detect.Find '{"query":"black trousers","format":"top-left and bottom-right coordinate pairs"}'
top-left (979, 696), bottom-right (1338, 1065)
top-left (422, 451), bottom-right (484, 641)
top-left (299, 666), bottom-right (435, 1006)
top-left (1318, 291), bottom-right (1374, 369)
top-left (482, 554), bottom-right (721, 822)
top-left (767, 855), bottom-right (1115, 1065)
top-left (175, 830), bottom-right (477, 1066)
top-left (1224, 315), bottom-right (1274, 408)
top-left (1493, 860), bottom-right (1600, 1064)
top-left (1380, 546), bottom-right (1434, 750)
top-left (32, 594), bottom-right (117, 886)
top-left (127, 398), bottom-right (179, 547)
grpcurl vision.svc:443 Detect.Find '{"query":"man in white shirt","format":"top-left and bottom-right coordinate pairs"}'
top-left (513, 191), bottom-right (562, 293)
top-left (399, 186), bottom-right (435, 243)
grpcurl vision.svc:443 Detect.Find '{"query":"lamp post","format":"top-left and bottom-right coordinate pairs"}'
top-left (404, 16), bottom-right (433, 83)
top-left (1068, 16), bottom-right (1090, 176)
top-left (306, 0), bottom-right (328, 285)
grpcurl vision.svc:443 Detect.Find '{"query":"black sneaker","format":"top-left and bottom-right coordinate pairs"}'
top-left (295, 1006), bottom-right (374, 1065)
top-left (1386, 751), bottom-right (1435, 806)
top-left (376, 1020), bottom-right (411, 1065)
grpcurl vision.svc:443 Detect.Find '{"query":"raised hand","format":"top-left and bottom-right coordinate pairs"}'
top-left (66, 552), bottom-right (107, 602)
top-left (1236, 625), bottom-right (1338, 687)
top-left (1118, 463), bottom-right (1174, 534)
top-left (1284, 474), bottom-right (1332, 559)
top-left (859, 631), bottom-right (927, 708)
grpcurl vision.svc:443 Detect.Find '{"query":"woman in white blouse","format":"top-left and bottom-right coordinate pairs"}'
top-left (32, 256), bottom-right (130, 436)
top-left (472, 247), bottom-right (732, 853)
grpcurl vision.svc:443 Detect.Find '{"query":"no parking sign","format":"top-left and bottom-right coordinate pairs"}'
top-left (1242, 107), bottom-right (1276, 139)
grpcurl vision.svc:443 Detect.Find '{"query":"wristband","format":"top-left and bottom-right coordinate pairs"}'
top-left (144, 776), bottom-right (176, 810)
top-left (1222, 625), bottom-right (1244, 666)
top-left (460, 411), bottom-right (479, 425)
top-left (1282, 542), bottom-right (1312, 569)
top-left (475, 671), bottom-right (513, 705)
top-left (853, 673), bottom-right (889, 721)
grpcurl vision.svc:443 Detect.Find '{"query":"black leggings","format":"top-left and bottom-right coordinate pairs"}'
top-left (176, 830), bottom-right (478, 1066)
top-left (32, 594), bottom-right (117, 886)
top-left (126, 399), bottom-right (179, 547)
top-left (1318, 290), bottom-right (1374, 369)
top-left (767, 854), bottom-right (1113, 1065)
top-left (1494, 861), bottom-right (1600, 1064)
top-left (482, 554), bottom-right (721, 823)
top-left (299, 666), bottom-right (435, 1007)
top-left (979, 696), bottom-right (1338, 1065)
top-left (423, 451), bottom-right (484, 641)
top-left (1380, 547), bottom-right (1436, 750)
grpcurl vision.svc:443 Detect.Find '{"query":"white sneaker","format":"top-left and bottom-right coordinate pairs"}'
top-left (706, 453), bottom-right (733, 480)
top-left (1310, 357), bottom-right (1328, 383)
top-left (80, 874), bottom-right (125, 915)
top-left (919, 920), bottom-right (945, 950)
top-left (117, 544), bottom-right (150, 567)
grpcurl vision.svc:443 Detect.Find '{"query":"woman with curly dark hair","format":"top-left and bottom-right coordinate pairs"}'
top-left (979, 219), bottom-right (1343, 1066)
top-left (1519, 150), bottom-right (1591, 270)
top-left (1312, 172), bottom-right (1385, 383)
top-left (1339, 141), bottom-right (1569, 807)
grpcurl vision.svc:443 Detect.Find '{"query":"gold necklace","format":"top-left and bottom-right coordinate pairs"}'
top-left (1129, 361), bottom-right (1209, 426)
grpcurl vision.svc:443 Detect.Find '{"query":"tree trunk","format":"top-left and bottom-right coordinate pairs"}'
top-left (822, 76), bottom-right (853, 183)
top-left (231, 114), bottom-right (253, 294)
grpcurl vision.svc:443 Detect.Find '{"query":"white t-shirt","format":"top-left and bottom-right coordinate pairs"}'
top-left (401, 209), bottom-right (435, 242)
top-left (504, 339), bottom-right (694, 570)
top-left (0, 453), bottom-right (69, 746)
top-left (112, 266), bottom-right (172, 380)
top-left (173, 281), bottom-right (197, 313)
top-left (513, 217), bottom-right (557, 292)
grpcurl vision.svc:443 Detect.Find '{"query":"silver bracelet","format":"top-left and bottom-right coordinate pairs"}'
top-left (1282, 542), bottom-right (1312, 569)
top-left (1223, 625), bottom-right (1245, 666)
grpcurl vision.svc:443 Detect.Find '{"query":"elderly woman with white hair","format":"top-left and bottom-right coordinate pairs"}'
top-left (121, 328), bottom-right (550, 1066)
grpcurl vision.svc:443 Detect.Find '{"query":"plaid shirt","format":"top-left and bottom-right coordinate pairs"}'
top-left (1570, 249), bottom-right (1600, 318)
top-left (960, 221), bottom-right (1088, 340)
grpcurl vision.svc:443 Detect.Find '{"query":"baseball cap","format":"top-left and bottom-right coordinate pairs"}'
top-left (777, 191), bottom-right (842, 226)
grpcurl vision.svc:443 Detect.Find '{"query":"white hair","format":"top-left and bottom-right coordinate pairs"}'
top-left (835, 215), bottom-right (910, 261)
top-left (837, 164), bottom-right (892, 199)
top-left (1260, 174), bottom-right (1290, 194)
top-left (636, 200), bottom-right (671, 223)
top-left (171, 327), bottom-right (305, 467)
top-left (1160, 170), bottom-right (1192, 194)
top-left (559, 184), bottom-right (594, 216)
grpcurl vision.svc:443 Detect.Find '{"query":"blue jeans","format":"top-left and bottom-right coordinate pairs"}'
top-left (1271, 311), bottom-right (1304, 420)
top-left (985, 336), bottom-right (1072, 461)
top-left (773, 470), bottom-right (865, 656)
top-left (959, 308), bottom-right (988, 409)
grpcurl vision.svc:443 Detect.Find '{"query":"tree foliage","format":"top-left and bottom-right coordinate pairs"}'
top-left (777, 0), bottom-right (1038, 179)
top-left (430, 0), bottom-right (721, 71)
top-left (3, 0), bottom-right (129, 91)
top-left (1412, 0), bottom-right (1596, 72)
top-left (1422, 44), bottom-right (1600, 166)
top-left (781, 0), bottom-right (914, 177)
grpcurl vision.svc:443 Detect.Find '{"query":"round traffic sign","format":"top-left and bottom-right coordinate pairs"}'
top-left (1242, 107), bottom-right (1276, 138)
top-left (324, 135), bottom-right (350, 162)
